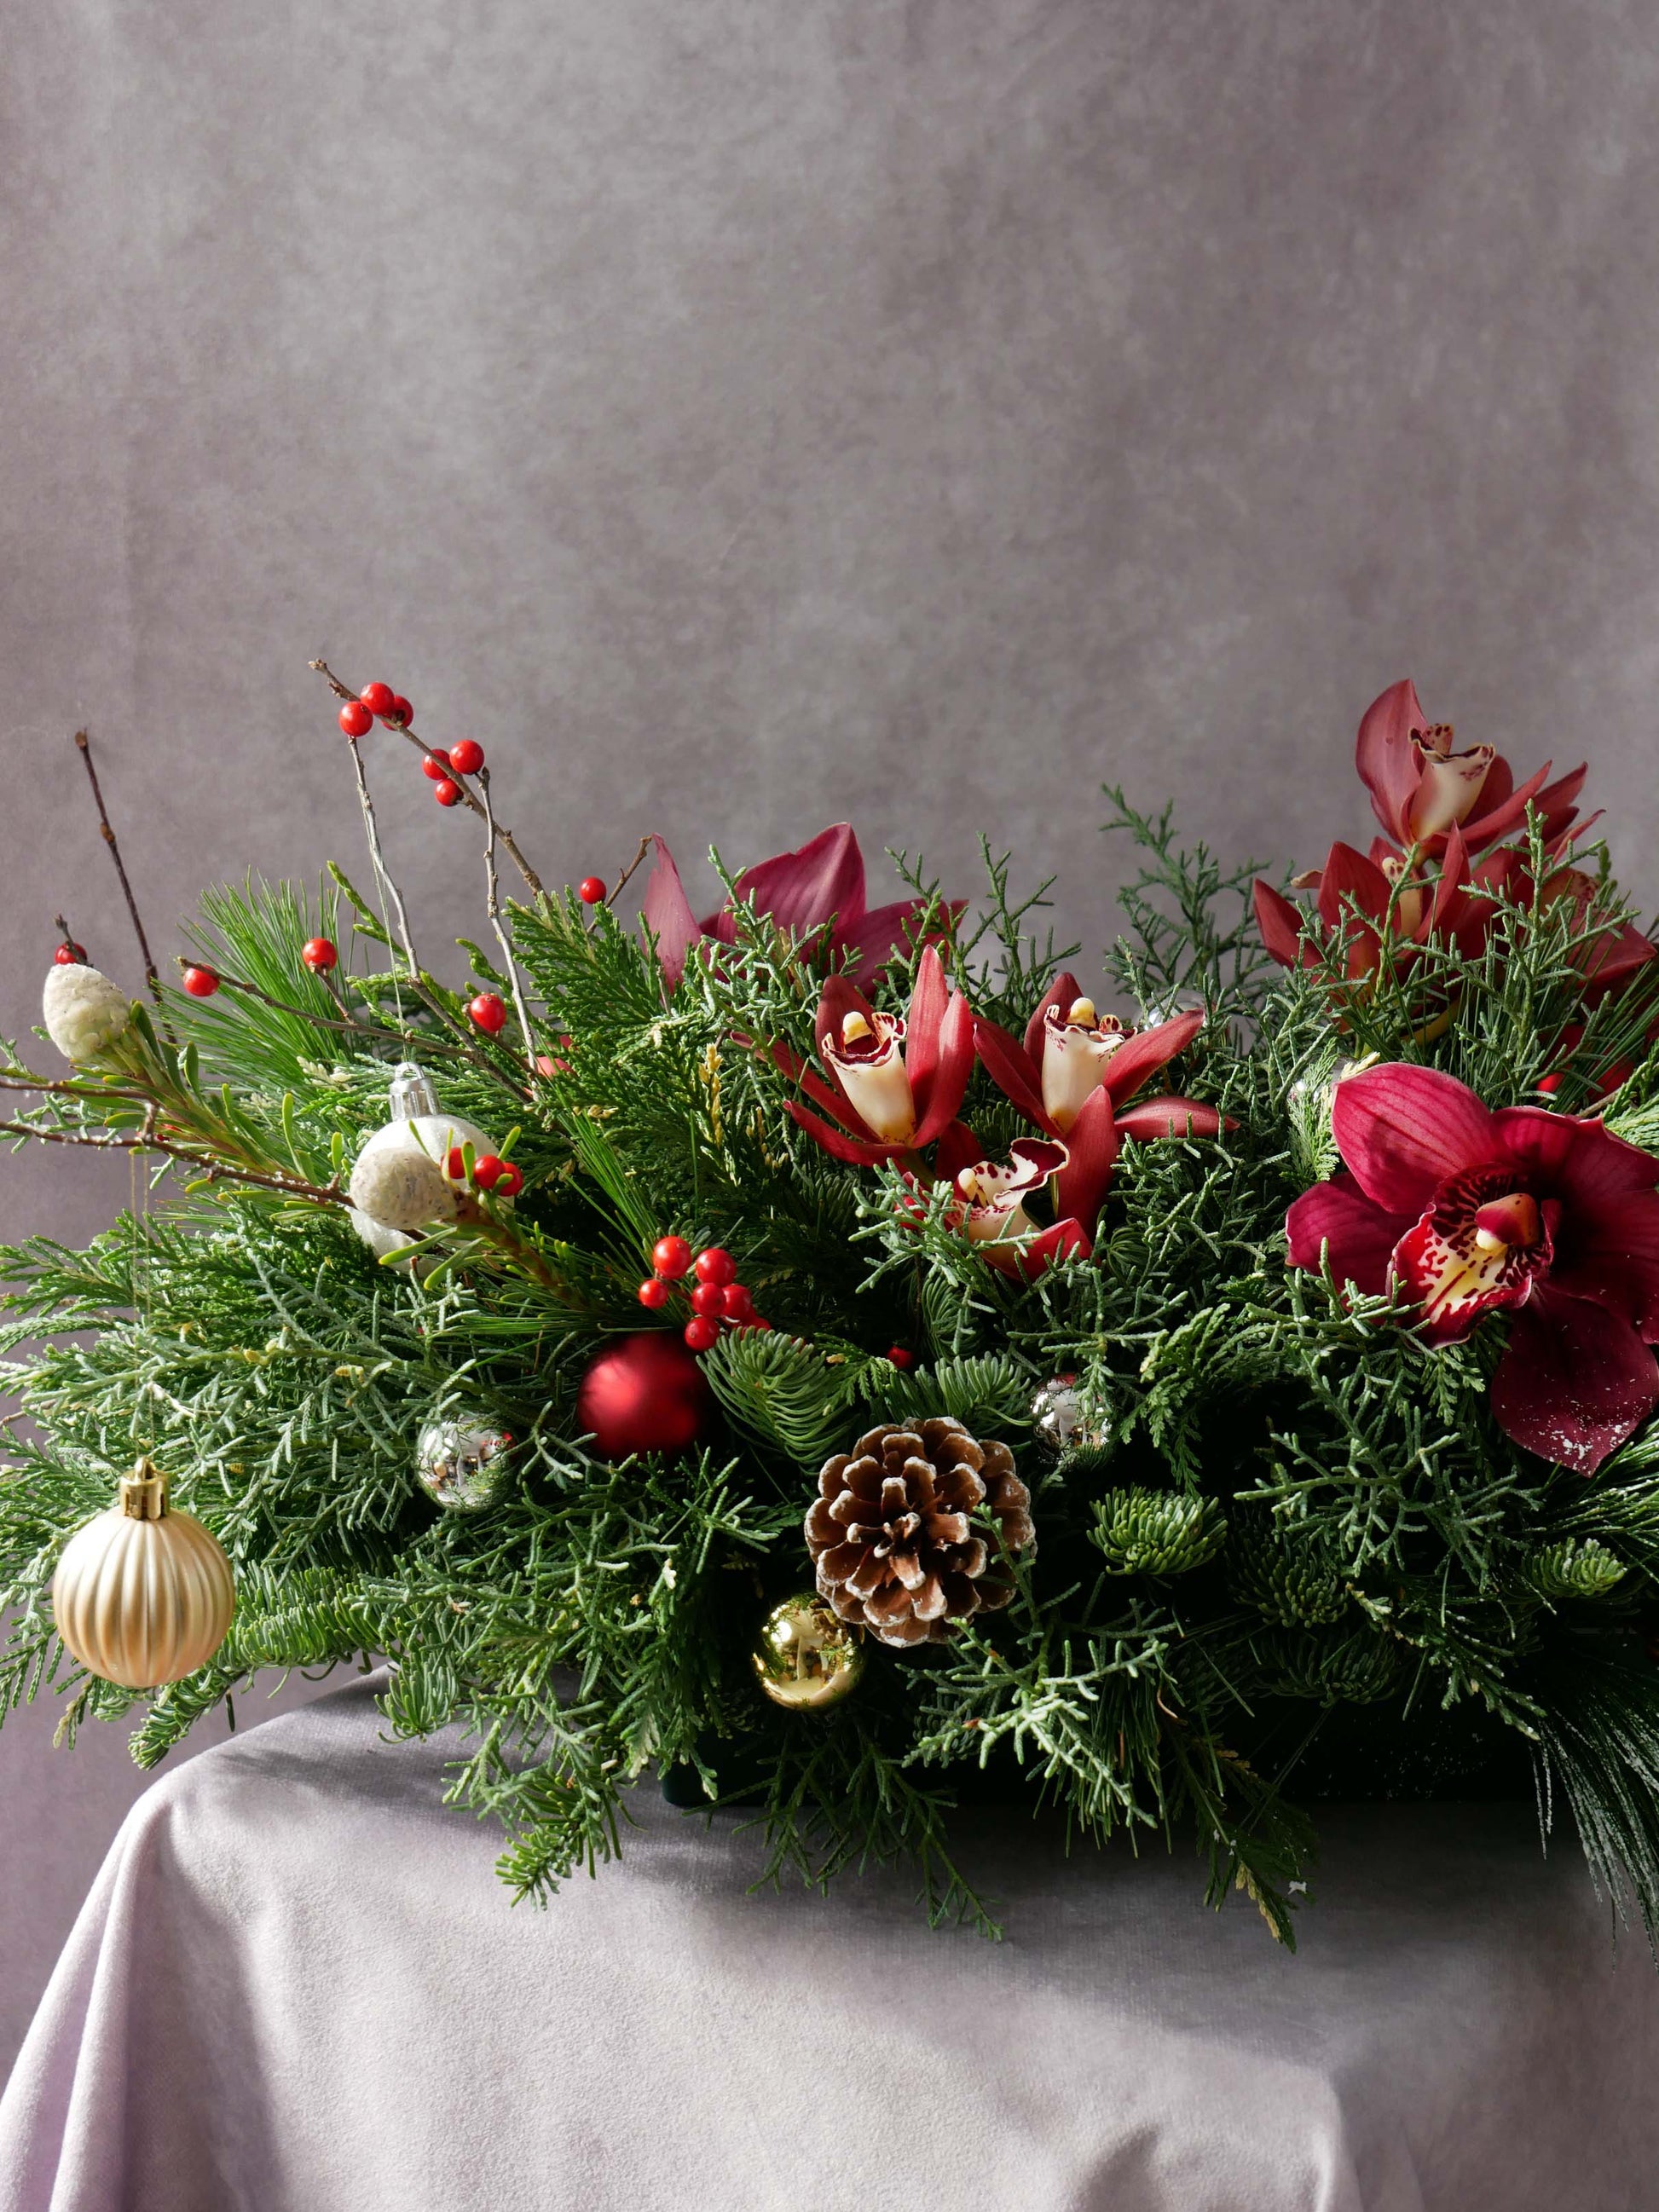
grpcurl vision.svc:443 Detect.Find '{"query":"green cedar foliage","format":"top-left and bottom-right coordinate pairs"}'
top-left (3, 798), bottom-right (1659, 1951)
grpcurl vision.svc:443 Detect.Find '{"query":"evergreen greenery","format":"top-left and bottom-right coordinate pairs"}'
top-left (4, 769), bottom-right (1659, 1954)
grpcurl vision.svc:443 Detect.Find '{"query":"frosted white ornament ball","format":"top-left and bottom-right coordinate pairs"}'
top-left (347, 1143), bottom-right (457, 1233)
top-left (42, 963), bottom-right (133, 1063)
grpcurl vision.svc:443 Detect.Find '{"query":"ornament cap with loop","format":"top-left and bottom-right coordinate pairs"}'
top-left (120, 1457), bottom-right (169, 1522)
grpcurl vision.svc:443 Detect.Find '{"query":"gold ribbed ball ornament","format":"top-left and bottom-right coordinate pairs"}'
top-left (751, 1593), bottom-right (864, 1712)
top-left (51, 1459), bottom-right (236, 1689)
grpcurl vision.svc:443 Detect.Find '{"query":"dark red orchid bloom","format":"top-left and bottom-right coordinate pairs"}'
top-left (1356, 679), bottom-right (1587, 860)
top-left (1287, 1061), bottom-right (1659, 1473)
top-left (642, 823), bottom-right (958, 989)
top-left (781, 946), bottom-right (974, 1166)
top-left (1254, 824), bottom-right (1488, 981)
top-left (1256, 835), bottom-right (1656, 1011)
top-left (974, 974), bottom-right (1221, 1141)
top-left (929, 1123), bottom-right (1107, 1280)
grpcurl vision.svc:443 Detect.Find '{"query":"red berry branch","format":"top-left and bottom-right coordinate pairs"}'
top-left (637, 1236), bottom-right (771, 1350)
top-left (309, 661), bottom-right (546, 900)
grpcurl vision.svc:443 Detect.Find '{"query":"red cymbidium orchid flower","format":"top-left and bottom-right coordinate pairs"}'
top-left (1253, 824), bottom-right (1483, 981)
top-left (1286, 1061), bottom-right (1659, 1473)
top-left (1355, 679), bottom-right (1587, 860)
top-left (641, 823), bottom-right (959, 988)
top-left (973, 974), bottom-right (1221, 1143)
top-left (781, 946), bottom-right (974, 1166)
top-left (931, 1123), bottom-right (1109, 1280)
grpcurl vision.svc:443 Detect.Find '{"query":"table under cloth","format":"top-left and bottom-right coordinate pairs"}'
top-left (3, 1672), bottom-right (1657, 2212)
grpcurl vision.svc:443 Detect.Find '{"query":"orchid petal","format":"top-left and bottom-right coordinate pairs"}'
top-left (974, 1018), bottom-right (1053, 1132)
top-left (732, 824), bottom-right (866, 937)
top-left (1490, 1285), bottom-right (1659, 1474)
top-left (912, 990), bottom-right (976, 1147)
top-left (1332, 1063), bottom-right (1500, 1215)
top-left (814, 975), bottom-right (878, 1067)
top-left (1053, 1089), bottom-right (1119, 1229)
top-left (902, 945), bottom-right (949, 1117)
top-left (639, 836), bottom-right (701, 988)
top-left (1356, 679), bottom-right (1429, 847)
top-left (1253, 879), bottom-right (1309, 970)
top-left (1023, 973), bottom-right (1081, 1063)
top-left (1100, 1008), bottom-right (1204, 1106)
top-left (783, 1099), bottom-right (899, 1166)
top-left (1286, 1171), bottom-right (1415, 1297)
top-left (1454, 758), bottom-right (1555, 854)
top-left (1494, 1109), bottom-right (1659, 1337)
top-left (1115, 1094), bottom-right (1225, 1141)
top-left (1011, 1218), bottom-right (1093, 1281)
top-left (934, 1121), bottom-right (986, 1184)
top-left (837, 899), bottom-right (930, 976)
top-left (1315, 844), bottom-right (1391, 973)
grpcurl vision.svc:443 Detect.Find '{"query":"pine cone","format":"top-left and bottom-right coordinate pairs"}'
top-left (806, 1418), bottom-right (1034, 1648)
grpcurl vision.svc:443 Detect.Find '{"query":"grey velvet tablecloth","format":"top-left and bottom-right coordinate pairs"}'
top-left (3, 1674), bottom-right (1657, 2212)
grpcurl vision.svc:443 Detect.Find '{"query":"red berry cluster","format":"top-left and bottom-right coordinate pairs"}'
top-left (639, 1235), bottom-right (769, 1352)
top-left (421, 737), bottom-right (487, 808)
top-left (445, 1146), bottom-right (524, 1200)
top-left (338, 680), bottom-right (413, 740)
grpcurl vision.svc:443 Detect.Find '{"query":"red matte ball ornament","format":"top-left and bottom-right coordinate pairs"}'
top-left (338, 701), bottom-right (373, 739)
top-left (302, 937), bottom-right (338, 972)
top-left (182, 966), bottom-right (221, 998)
top-left (360, 682), bottom-right (397, 718)
top-left (576, 1331), bottom-right (714, 1459)
top-left (448, 738), bottom-right (484, 775)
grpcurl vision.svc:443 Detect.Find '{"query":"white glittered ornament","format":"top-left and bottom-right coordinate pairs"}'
top-left (349, 1063), bottom-right (493, 1250)
top-left (42, 962), bottom-right (133, 1063)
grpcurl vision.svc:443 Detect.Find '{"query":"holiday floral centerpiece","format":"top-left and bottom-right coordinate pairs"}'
top-left (4, 670), bottom-right (1659, 1946)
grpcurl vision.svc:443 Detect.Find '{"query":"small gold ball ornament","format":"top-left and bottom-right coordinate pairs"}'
top-left (52, 1460), bottom-right (236, 1689)
top-left (751, 1593), bottom-right (865, 1712)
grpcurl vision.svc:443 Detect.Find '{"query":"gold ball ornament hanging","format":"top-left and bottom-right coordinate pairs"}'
top-left (51, 1460), bottom-right (236, 1689)
top-left (751, 1593), bottom-right (865, 1712)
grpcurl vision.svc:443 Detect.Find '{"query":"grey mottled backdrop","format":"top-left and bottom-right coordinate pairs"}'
top-left (4, 0), bottom-right (1659, 2080)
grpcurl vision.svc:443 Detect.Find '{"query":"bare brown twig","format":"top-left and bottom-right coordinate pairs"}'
top-left (0, 1118), bottom-right (346, 1205)
top-left (309, 661), bottom-right (546, 899)
top-left (477, 769), bottom-right (537, 1060)
top-left (74, 731), bottom-right (162, 1003)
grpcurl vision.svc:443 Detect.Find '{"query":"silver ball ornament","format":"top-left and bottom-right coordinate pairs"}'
top-left (1031, 1373), bottom-right (1105, 1458)
top-left (414, 1416), bottom-right (513, 1511)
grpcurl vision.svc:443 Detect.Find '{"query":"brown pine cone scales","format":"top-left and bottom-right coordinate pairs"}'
top-left (806, 1417), bottom-right (1036, 1648)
